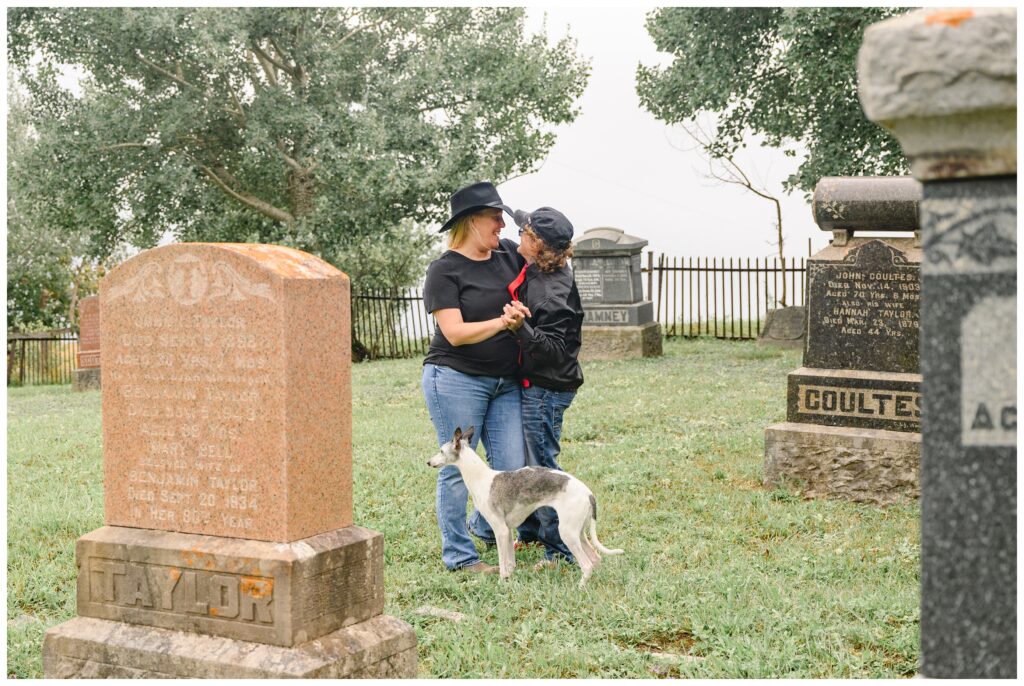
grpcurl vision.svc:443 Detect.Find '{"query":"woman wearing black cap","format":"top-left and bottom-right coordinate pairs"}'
top-left (421, 181), bottom-right (529, 574)
top-left (501, 207), bottom-right (585, 569)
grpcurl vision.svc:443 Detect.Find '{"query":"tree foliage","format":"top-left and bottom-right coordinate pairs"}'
top-left (636, 7), bottom-right (909, 195)
top-left (7, 72), bottom-right (115, 330)
top-left (8, 8), bottom-right (589, 289)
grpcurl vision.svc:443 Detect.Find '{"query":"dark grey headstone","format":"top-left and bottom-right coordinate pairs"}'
top-left (805, 240), bottom-right (920, 373)
top-left (918, 176), bottom-right (1016, 678)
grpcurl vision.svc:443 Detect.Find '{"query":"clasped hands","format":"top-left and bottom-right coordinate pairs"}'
top-left (501, 300), bottom-right (531, 331)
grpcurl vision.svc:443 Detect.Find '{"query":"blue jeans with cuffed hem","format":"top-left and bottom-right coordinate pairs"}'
top-left (517, 384), bottom-right (577, 563)
top-left (422, 363), bottom-right (527, 571)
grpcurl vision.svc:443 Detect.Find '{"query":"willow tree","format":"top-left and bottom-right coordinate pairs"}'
top-left (8, 7), bottom-right (589, 289)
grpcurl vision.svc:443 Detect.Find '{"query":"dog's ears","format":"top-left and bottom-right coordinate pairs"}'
top-left (451, 426), bottom-right (474, 453)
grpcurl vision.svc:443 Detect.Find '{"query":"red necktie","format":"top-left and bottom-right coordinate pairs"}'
top-left (506, 265), bottom-right (530, 388)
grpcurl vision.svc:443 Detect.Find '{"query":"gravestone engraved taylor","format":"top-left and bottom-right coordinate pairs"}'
top-left (43, 243), bottom-right (416, 678)
top-left (860, 7), bottom-right (1016, 678)
top-left (72, 295), bottom-right (101, 391)
top-left (764, 176), bottom-right (923, 504)
top-left (573, 227), bottom-right (662, 360)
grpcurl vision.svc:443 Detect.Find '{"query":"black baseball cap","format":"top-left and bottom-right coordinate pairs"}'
top-left (512, 207), bottom-right (574, 249)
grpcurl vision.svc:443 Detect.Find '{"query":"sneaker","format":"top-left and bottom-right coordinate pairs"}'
top-left (460, 561), bottom-right (499, 575)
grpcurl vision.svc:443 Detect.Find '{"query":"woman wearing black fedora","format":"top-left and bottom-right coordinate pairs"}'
top-left (421, 181), bottom-right (529, 574)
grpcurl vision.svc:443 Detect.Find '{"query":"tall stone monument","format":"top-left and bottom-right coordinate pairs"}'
top-left (763, 176), bottom-right (923, 505)
top-left (860, 7), bottom-right (1016, 678)
top-left (43, 244), bottom-right (416, 678)
top-left (72, 295), bottom-right (101, 391)
top-left (573, 227), bottom-right (662, 360)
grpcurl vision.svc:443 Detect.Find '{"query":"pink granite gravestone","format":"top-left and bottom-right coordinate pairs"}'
top-left (72, 296), bottom-right (101, 391)
top-left (43, 244), bottom-right (416, 678)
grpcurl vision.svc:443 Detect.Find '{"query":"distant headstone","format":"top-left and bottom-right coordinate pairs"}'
top-left (764, 177), bottom-right (923, 504)
top-left (72, 296), bottom-right (101, 391)
top-left (756, 306), bottom-right (806, 350)
top-left (43, 243), bottom-right (416, 678)
top-left (573, 228), bottom-right (662, 360)
top-left (860, 8), bottom-right (1016, 678)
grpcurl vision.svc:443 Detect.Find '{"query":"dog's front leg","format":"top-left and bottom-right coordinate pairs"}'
top-left (493, 523), bottom-right (514, 579)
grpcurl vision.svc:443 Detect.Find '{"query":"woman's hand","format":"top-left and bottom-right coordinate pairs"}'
top-left (502, 301), bottom-right (531, 331)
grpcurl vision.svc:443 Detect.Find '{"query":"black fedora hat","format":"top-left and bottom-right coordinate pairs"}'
top-left (439, 181), bottom-right (513, 233)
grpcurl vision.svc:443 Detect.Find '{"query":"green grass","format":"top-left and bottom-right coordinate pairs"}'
top-left (7, 337), bottom-right (919, 678)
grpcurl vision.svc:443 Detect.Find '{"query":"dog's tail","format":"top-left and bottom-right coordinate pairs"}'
top-left (588, 494), bottom-right (623, 556)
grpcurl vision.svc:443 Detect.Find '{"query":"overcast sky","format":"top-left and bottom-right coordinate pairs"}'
top-left (499, 6), bottom-right (824, 261)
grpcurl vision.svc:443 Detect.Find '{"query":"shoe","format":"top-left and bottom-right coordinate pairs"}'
top-left (533, 559), bottom-right (558, 572)
top-left (460, 561), bottom-right (498, 574)
top-left (514, 540), bottom-right (540, 552)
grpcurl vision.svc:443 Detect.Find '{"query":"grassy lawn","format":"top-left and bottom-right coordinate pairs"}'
top-left (7, 337), bottom-right (919, 678)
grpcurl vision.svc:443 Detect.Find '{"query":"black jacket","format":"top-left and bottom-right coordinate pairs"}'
top-left (512, 263), bottom-right (584, 391)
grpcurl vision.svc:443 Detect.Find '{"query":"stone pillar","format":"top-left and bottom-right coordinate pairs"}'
top-left (573, 227), bottom-right (662, 360)
top-left (43, 244), bottom-right (416, 678)
top-left (859, 8), bottom-right (1016, 678)
top-left (763, 176), bottom-right (923, 505)
top-left (72, 295), bottom-right (101, 391)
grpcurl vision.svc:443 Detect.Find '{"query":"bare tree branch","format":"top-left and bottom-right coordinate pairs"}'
top-left (251, 45), bottom-right (279, 86)
top-left (134, 51), bottom-right (196, 90)
top-left (252, 41), bottom-right (292, 78)
top-left (198, 163), bottom-right (294, 224)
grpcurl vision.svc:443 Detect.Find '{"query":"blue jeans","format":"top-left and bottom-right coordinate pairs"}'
top-left (518, 385), bottom-right (577, 563)
top-left (422, 364), bottom-right (527, 570)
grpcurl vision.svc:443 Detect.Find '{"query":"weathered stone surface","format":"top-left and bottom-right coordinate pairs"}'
top-left (812, 176), bottom-right (921, 234)
top-left (756, 306), bottom-right (806, 349)
top-left (786, 367), bottom-right (921, 433)
top-left (581, 301), bottom-right (653, 327)
top-left (858, 8), bottom-right (1016, 180)
top-left (76, 295), bottom-right (101, 369)
top-left (579, 321), bottom-right (662, 361)
top-left (43, 614), bottom-right (417, 678)
top-left (75, 524), bottom-right (383, 647)
top-left (804, 238), bottom-right (920, 374)
top-left (764, 422), bottom-right (920, 505)
top-left (100, 243), bottom-right (352, 543)
top-left (72, 368), bottom-right (102, 392)
top-left (917, 176), bottom-right (1017, 678)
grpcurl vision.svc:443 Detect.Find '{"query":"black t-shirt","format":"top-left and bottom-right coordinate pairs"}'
top-left (423, 238), bottom-right (526, 377)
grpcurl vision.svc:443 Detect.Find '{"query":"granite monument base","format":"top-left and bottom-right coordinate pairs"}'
top-left (43, 525), bottom-right (416, 677)
top-left (579, 321), bottom-right (662, 361)
top-left (43, 615), bottom-right (417, 678)
top-left (764, 422), bottom-right (920, 505)
top-left (72, 368), bottom-right (101, 392)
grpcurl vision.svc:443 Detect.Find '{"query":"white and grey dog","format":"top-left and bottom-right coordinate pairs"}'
top-left (427, 426), bottom-right (623, 586)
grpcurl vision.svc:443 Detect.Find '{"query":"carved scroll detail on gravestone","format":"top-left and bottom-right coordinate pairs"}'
top-left (108, 258), bottom-right (276, 305)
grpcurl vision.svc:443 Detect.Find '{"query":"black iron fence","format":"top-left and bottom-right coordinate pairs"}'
top-left (352, 288), bottom-right (433, 361)
top-left (7, 329), bottom-right (80, 386)
top-left (643, 253), bottom-right (807, 340)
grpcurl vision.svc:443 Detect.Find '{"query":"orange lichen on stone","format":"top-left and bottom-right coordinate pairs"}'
top-left (925, 9), bottom-right (974, 26)
top-left (209, 607), bottom-right (219, 617)
top-left (240, 577), bottom-right (274, 599)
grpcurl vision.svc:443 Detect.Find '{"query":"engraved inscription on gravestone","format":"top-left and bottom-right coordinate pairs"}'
top-left (805, 239), bottom-right (920, 373)
top-left (573, 255), bottom-right (639, 303)
top-left (101, 245), bottom-right (350, 542)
